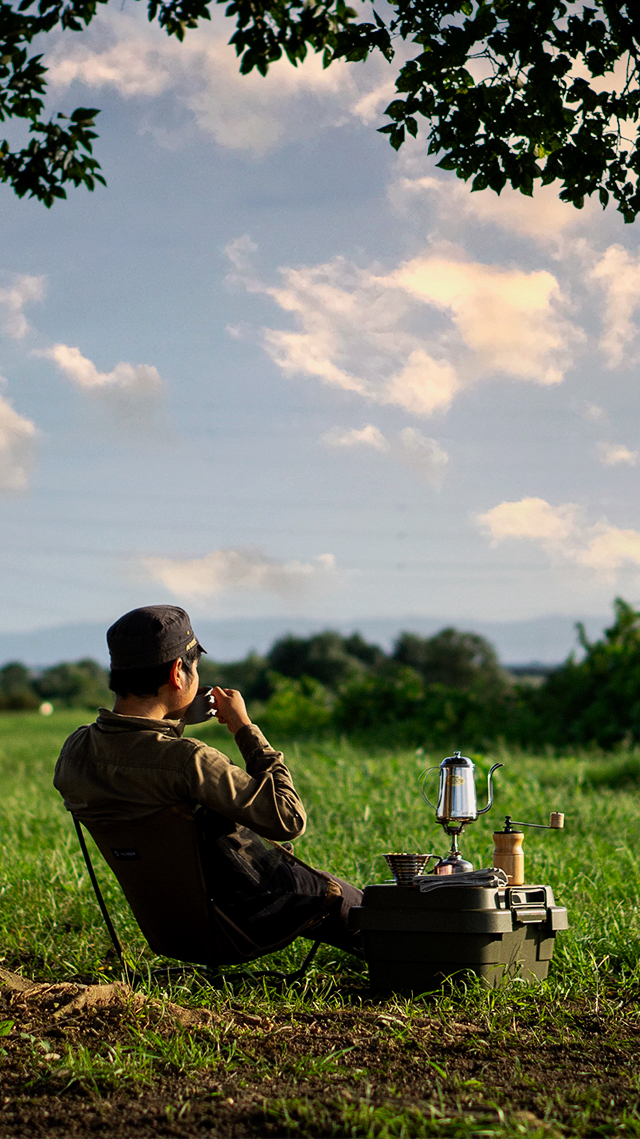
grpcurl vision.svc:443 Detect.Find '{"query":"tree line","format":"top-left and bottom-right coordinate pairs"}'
top-left (3, 598), bottom-right (640, 750)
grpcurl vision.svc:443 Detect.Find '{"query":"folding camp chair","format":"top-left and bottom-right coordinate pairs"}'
top-left (73, 805), bottom-right (321, 981)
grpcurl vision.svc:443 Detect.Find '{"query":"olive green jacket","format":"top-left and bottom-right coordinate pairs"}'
top-left (53, 709), bottom-right (306, 842)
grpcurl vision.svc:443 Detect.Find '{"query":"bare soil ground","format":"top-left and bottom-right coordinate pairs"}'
top-left (1, 966), bottom-right (639, 1138)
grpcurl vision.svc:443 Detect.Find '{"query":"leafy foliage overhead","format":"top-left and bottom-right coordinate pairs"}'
top-left (1, 0), bottom-right (106, 204)
top-left (2, 0), bottom-right (640, 216)
top-left (366, 0), bottom-right (640, 222)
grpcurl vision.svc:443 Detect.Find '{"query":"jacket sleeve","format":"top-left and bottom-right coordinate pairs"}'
top-left (184, 723), bottom-right (306, 841)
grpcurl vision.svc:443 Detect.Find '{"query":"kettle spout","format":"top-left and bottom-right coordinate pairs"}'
top-left (477, 762), bottom-right (504, 815)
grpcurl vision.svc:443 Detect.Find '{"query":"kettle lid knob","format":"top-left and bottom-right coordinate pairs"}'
top-left (441, 751), bottom-right (474, 767)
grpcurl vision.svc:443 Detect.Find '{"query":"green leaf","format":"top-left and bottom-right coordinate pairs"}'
top-left (70, 107), bottom-right (100, 122)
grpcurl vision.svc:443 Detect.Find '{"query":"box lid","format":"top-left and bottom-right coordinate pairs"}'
top-left (360, 883), bottom-right (555, 911)
top-left (349, 883), bottom-right (567, 934)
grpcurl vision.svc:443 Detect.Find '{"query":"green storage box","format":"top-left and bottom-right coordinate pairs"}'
top-left (350, 882), bottom-right (569, 991)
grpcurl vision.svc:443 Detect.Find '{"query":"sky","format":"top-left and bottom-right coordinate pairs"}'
top-left (2, 5), bottom-right (640, 645)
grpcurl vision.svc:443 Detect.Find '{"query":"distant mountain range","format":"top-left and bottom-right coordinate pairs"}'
top-left (0, 613), bottom-right (609, 669)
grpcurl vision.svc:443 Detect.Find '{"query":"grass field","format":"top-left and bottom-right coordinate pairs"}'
top-left (2, 710), bottom-right (640, 1137)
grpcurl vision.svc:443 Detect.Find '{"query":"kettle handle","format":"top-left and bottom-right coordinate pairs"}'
top-left (418, 767), bottom-right (440, 809)
top-left (477, 762), bottom-right (504, 814)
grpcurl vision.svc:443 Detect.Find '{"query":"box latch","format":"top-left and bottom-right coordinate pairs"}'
top-left (511, 904), bottom-right (548, 924)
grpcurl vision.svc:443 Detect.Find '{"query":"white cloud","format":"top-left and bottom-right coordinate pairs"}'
top-left (583, 403), bottom-right (606, 423)
top-left (142, 548), bottom-right (336, 599)
top-left (577, 527), bottom-right (640, 573)
top-left (351, 81), bottom-right (397, 126)
top-left (597, 441), bottom-right (638, 467)
top-left (0, 386), bottom-right (39, 491)
top-left (390, 252), bottom-right (576, 387)
top-left (259, 255), bottom-right (433, 406)
top-left (396, 427), bottom-right (448, 485)
top-left (238, 242), bottom-right (577, 415)
top-left (42, 343), bottom-right (164, 431)
top-left (44, 344), bottom-right (162, 393)
top-left (226, 235), bottom-right (259, 277)
top-left (591, 244), bottom-right (640, 368)
top-left (477, 497), bottom-right (579, 546)
top-left (382, 350), bottom-right (460, 416)
top-left (322, 422), bottom-right (448, 485)
top-left (389, 173), bottom-right (590, 249)
top-left (45, 7), bottom-right (396, 156)
top-left (47, 31), bottom-right (171, 97)
top-left (322, 424), bottom-right (389, 450)
top-left (0, 275), bottom-right (45, 339)
top-left (477, 496), bottom-right (640, 579)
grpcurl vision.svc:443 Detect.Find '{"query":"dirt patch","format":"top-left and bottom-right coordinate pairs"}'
top-left (0, 966), bottom-right (217, 1029)
top-left (0, 966), bottom-right (639, 1136)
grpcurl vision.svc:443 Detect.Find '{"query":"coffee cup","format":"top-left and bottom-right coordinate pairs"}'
top-left (183, 686), bottom-right (216, 725)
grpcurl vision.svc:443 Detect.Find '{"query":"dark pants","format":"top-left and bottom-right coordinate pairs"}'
top-left (201, 815), bottom-right (363, 960)
top-left (302, 873), bottom-right (364, 957)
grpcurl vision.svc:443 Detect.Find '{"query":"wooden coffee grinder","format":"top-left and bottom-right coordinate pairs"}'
top-left (493, 813), bottom-right (565, 885)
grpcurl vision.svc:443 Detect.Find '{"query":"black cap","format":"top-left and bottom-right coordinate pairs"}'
top-left (107, 605), bottom-right (206, 670)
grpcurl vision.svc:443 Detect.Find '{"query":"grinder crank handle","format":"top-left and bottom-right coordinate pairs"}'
top-left (505, 813), bottom-right (565, 830)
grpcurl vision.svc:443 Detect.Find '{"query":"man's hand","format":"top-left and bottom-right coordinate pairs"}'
top-left (212, 687), bottom-right (251, 735)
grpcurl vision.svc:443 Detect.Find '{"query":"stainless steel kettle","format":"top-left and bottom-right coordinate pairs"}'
top-left (420, 752), bottom-right (503, 831)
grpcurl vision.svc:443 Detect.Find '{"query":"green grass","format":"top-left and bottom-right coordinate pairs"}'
top-left (2, 707), bottom-right (640, 986)
top-left (2, 709), bottom-right (640, 1137)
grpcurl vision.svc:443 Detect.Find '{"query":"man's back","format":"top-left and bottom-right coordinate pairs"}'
top-left (55, 708), bottom-right (306, 840)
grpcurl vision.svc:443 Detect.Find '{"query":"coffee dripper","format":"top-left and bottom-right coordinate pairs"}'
top-left (420, 752), bottom-right (503, 873)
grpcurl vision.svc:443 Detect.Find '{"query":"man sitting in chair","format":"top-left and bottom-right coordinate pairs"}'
top-left (54, 605), bottom-right (363, 966)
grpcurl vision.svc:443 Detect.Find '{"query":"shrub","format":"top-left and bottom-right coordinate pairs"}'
top-left (251, 673), bottom-right (334, 737)
top-left (0, 662), bottom-right (39, 710)
top-left (34, 658), bottom-right (110, 709)
top-left (334, 665), bottom-right (523, 750)
top-left (333, 664), bottom-right (424, 736)
top-left (392, 628), bottom-right (510, 695)
top-left (198, 653), bottom-right (271, 701)
top-left (267, 631), bottom-right (380, 689)
top-left (522, 599), bottom-right (640, 749)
